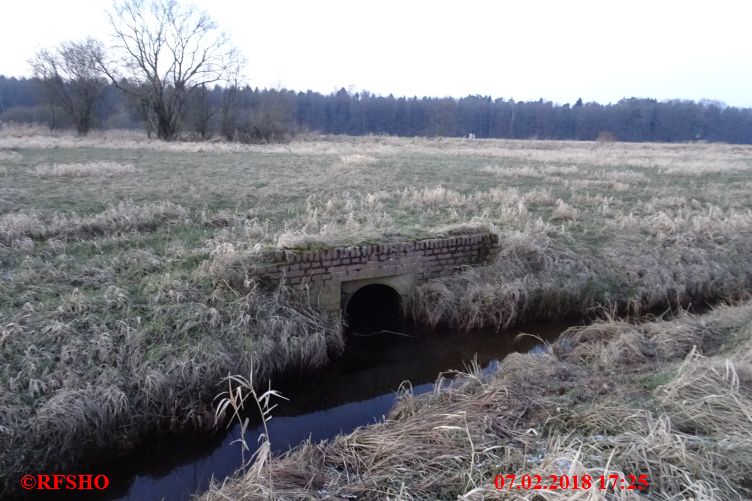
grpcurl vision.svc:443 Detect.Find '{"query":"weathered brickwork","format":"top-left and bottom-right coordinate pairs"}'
top-left (252, 232), bottom-right (500, 313)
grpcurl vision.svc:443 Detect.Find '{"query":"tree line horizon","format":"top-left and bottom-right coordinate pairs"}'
top-left (3, 75), bottom-right (752, 144)
top-left (3, 0), bottom-right (751, 144)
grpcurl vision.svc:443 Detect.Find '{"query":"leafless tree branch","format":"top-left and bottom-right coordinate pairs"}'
top-left (99, 0), bottom-right (243, 140)
top-left (30, 38), bottom-right (107, 135)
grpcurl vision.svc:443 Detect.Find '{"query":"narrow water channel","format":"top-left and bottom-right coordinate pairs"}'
top-left (96, 321), bottom-right (573, 500)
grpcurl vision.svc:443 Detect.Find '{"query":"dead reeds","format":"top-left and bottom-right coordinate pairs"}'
top-left (202, 302), bottom-right (752, 500)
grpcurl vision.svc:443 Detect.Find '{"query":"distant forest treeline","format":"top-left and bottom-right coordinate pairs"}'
top-left (2, 75), bottom-right (752, 143)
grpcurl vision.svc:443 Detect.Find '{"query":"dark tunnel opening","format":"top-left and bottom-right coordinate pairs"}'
top-left (345, 284), bottom-right (402, 334)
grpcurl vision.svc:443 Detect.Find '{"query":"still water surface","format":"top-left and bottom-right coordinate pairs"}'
top-left (102, 321), bottom-right (572, 500)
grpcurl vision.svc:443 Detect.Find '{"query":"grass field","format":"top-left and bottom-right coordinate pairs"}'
top-left (1, 125), bottom-right (752, 498)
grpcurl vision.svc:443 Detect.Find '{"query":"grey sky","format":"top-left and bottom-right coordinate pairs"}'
top-left (3, 0), bottom-right (751, 106)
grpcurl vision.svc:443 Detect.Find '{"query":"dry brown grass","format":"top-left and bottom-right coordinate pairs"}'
top-left (0, 200), bottom-right (187, 244)
top-left (202, 303), bottom-right (752, 500)
top-left (33, 161), bottom-right (136, 177)
top-left (656, 349), bottom-right (752, 436)
top-left (405, 202), bottom-right (752, 332)
top-left (339, 153), bottom-right (378, 166)
top-left (550, 199), bottom-right (579, 222)
top-left (3, 125), bottom-right (751, 167)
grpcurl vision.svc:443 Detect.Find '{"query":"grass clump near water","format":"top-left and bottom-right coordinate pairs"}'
top-left (202, 302), bottom-right (752, 500)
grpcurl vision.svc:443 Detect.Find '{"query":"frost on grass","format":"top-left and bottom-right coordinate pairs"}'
top-left (34, 161), bottom-right (137, 178)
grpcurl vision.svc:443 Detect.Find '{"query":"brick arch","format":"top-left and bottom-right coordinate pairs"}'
top-left (343, 282), bottom-right (402, 332)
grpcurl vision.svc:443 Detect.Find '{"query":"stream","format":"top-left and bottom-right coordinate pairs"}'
top-left (90, 320), bottom-right (574, 500)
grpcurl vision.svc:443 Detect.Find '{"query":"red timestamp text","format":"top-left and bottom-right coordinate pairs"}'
top-left (494, 473), bottom-right (649, 491)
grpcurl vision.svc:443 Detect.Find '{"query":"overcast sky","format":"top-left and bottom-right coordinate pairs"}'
top-left (2, 0), bottom-right (751, 106)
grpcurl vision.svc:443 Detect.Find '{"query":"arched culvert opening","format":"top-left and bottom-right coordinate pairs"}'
top-left (345, 284), bottom-right (402, 333)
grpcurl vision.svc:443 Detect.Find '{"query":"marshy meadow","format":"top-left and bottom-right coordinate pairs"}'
top-left (1, 125), bottom-right (752, 499)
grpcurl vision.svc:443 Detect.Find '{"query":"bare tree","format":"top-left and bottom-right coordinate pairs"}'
top-left (98, 0), bottom-right (242, 140)
top-left (219, 64), bottom-right (243, 140)
top-left (184, 84), bottom-right (215, 139)
top-left (30, 39), bottom-right (106, 135)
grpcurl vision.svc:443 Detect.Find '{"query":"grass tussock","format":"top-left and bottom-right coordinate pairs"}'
top-left (33, 161), bottom-right (136, 177)
top-left (0, 200), bottom-right (187, 244)
top-left (339, 153), bottom-right (378, 166)
top-left (406, 207), bottom-right (752, 332)
top-left (202, 302), bottom-right (752, 500)
top-left (0, 281), bottom-right (342, 497)
top-left (656, 348), bottom-right (752, 436)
